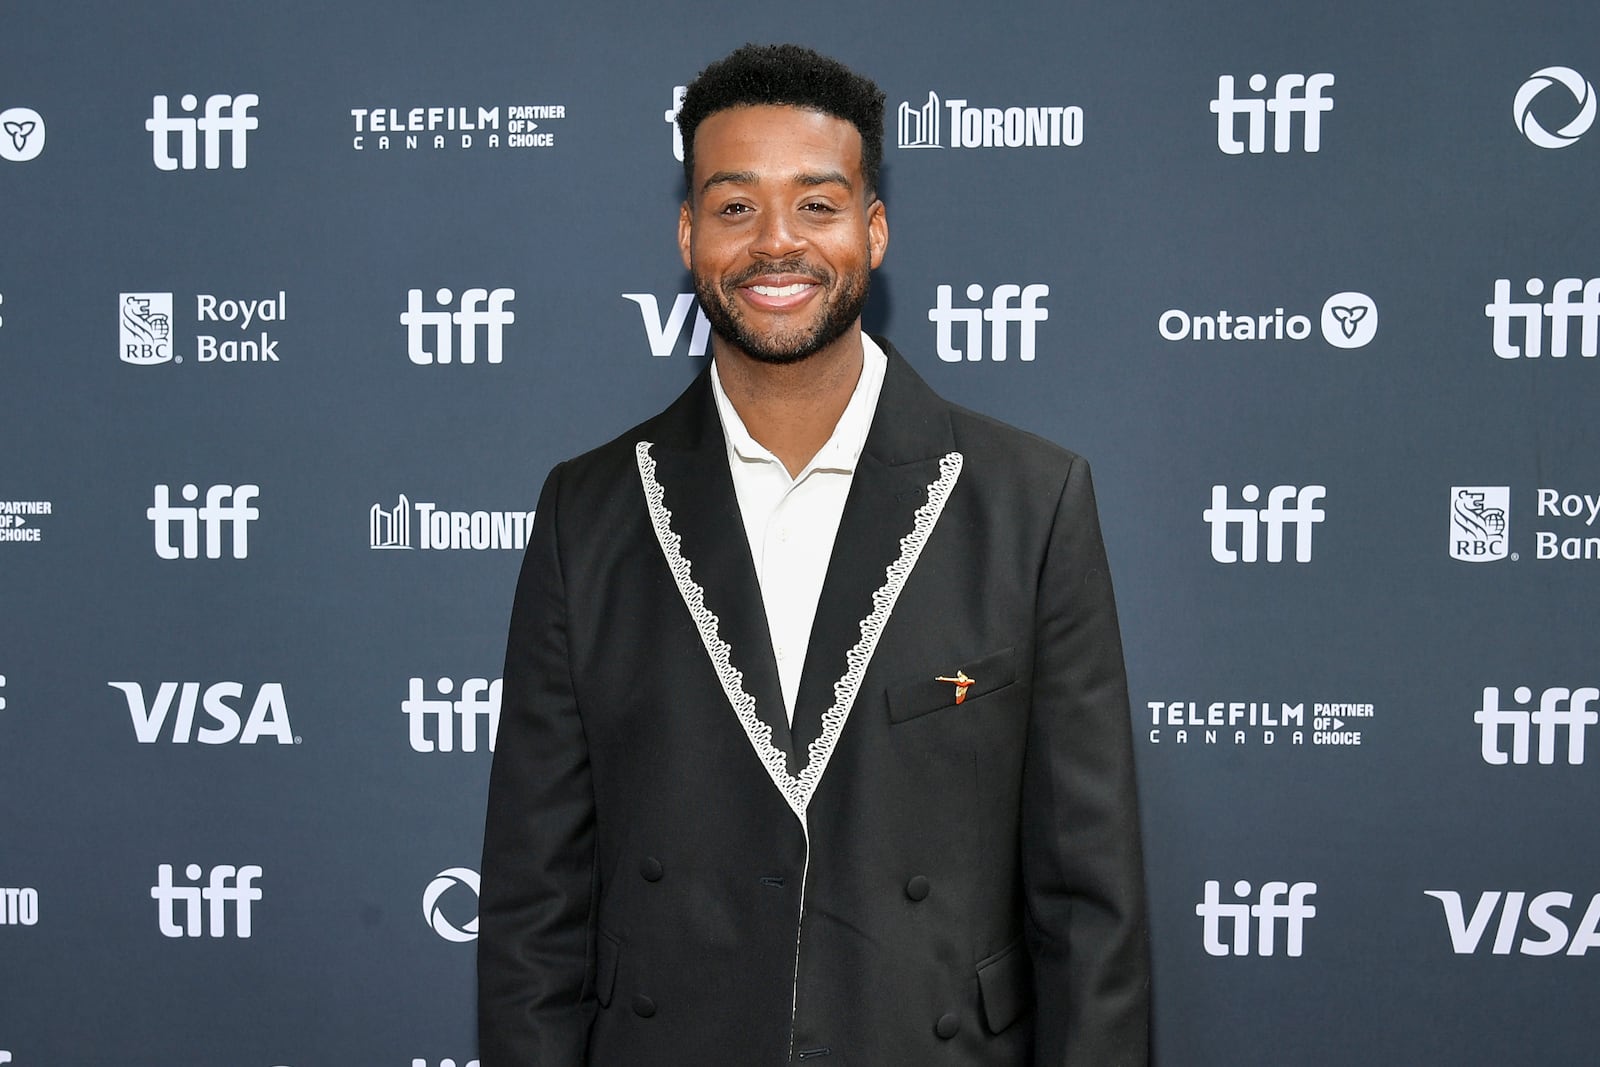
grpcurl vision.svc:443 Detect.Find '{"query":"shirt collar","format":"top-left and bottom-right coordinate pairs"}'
top-left (710, 333), bottom-right (888, 478)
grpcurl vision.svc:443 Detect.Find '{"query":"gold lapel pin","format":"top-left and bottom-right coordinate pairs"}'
top-left (934, 670), bottom-right (975, 705)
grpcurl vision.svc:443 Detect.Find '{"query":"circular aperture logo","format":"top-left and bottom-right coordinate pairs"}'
top-left (423, 867), bottom-right (480, 942)
top-left (1514, 66), bottom-right (1596, 149)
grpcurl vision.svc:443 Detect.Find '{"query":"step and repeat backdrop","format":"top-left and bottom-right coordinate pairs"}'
top-left (2, 1), bottom-right (1596, 1064)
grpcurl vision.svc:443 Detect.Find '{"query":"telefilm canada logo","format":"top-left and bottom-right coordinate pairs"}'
top-left (370, 496), bottom-right (535, 551)
top-left (1513, 66), bottom-right (1595, 149)
top-left (424, 867), bottom-right (479, 942)
top-left (0, 106), bottom-right (46, 162)
top-left (119, 291), bottom-right (289, 366)
top-left (1159, 291), bottom-right (1377, 349)
top-left (351, 103), bottom-right (566, 152)
top-left (1427, 890), bottom-right (1600, 955)
top-left (1211, 73), bottom-right (1335, 154)
top-left (0, 500), bottom-right (52, 545)
top-left (896, 91), bottom-right (1083, 149)
top-left (1448, 486), bottom-right (1600, 562)
top-left (1146, 698), bottom-right (1375, 749)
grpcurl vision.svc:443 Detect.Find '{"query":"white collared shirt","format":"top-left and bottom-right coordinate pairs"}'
top-left (710, 333), bottom-right (888, 723)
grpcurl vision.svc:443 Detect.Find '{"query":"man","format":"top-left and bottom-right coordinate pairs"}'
top-left (480, 43), bottom-right (1149, 1066)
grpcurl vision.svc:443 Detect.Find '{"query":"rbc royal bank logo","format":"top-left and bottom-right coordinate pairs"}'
top-left (1513, 67), bottom-right (1596, 149)
top-left (1450, 487), bottom-right (1510, 562)
top-left (929, 284), bottom-right (1049, 361)
top-left (0, 106), bottom-right (46, 162)
top-left (120, 293), bottom-right (175, 365)
top-left (147, 93), bottom-right (258, 170)
top-left (424, 867), bottom-right (480, 942)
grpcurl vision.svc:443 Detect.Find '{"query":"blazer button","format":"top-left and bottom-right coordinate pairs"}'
top-left (640, 857), bottom-right (664, 882)
top-left (632, 994), bottom-right (657, 1018)
top-left (935, 1012), bottom-right (960, 1039)
top-left (905, 875), bottom-right (930, 901)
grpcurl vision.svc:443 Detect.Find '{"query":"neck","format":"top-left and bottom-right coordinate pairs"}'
top-left (714, 328), bottom-right (865, 477)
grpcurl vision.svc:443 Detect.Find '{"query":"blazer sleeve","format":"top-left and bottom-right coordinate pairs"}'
top-left (1021, 455), bottom-right (1151, 1065)
top-left (479, 462), bottom-right (597, 1066)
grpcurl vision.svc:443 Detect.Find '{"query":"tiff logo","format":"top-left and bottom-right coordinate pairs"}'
top-left (1211, 74), bottom-right (1335, 154)
top-left (1197, 879), bottom-right (1317, 956)
top-left (151, 863), bottom-right (262, 938)
top-left (624, 292), bottom-right (710, 357)
top-left (1426, 890), bottom-right (1600, 956)
top-left (664, 85), bottom-right (687, 161)
top-left (413, 1061), bottom-right (479, 1067)
top-left (929, 283), bottom-right (1049, 362)
top-left (404, 677), bottom-right (501, 753)
top-left (1476, 685), bottom-right (1598, 765)
top-left (148, 484), bottom-right (259, 559)
top-left (1204, 484), bottom-right (1326, 563)
top-left (147, 93), bottom-right (258, 171)
top-left (371, 495), bottom-right (413, 549)
top-left (1485, 278), bottom-right (1600, 359)
top-left (401, 288), bottom-right (515, 365)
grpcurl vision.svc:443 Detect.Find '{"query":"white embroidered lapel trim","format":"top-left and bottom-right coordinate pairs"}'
top-left (636, 441), bottom-right (963, 824)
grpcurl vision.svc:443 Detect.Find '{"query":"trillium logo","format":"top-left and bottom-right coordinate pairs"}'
top-left (1319, 292), bottom-right (1377, 349)
top-left (1514, 66), bottom-right (1596, 149)
top-left (0, 107), bottom-right (46, 162)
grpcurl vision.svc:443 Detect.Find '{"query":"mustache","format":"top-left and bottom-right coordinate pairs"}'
top-left (725, 259), bottom-right (831, 287)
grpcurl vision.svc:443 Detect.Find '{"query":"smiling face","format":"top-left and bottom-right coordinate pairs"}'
top-left (678, 104), bottom-right (887, 367)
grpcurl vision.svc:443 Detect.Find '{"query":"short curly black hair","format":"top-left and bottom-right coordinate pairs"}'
top-left (677, 43), bottom-right (886, 202)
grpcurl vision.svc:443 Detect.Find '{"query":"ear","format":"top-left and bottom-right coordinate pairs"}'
top-left (677, 200), bottom-right (693, 271)
top-left (867, 198), bottom-right (888, 270)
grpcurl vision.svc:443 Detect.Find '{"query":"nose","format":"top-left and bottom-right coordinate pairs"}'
top-left (750, 209), bottom-right (803, 259)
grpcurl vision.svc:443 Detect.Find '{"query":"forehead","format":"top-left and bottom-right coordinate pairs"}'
top-left (690, 104), bottom-right (863, 184)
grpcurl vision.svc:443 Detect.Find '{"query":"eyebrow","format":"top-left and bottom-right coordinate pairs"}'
top-left (700, 169), bottom-right (855, 196)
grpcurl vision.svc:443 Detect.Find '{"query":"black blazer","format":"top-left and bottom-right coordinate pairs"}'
top-left (479, 340), bottom-right (1149, 1066)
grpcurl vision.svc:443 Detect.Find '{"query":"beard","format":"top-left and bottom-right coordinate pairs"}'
top-left (693, 256), bottom-right (870, 366)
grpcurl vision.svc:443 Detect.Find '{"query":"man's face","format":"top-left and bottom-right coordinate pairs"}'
top-left (678, 104), bottom-right (887, 366)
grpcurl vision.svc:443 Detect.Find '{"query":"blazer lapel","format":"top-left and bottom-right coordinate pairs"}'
top-left (639, 374), bottom-right (795, 768)
top-left (789, 341), bottom-right (959, 769)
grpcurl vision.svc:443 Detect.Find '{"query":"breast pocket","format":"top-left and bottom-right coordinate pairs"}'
top-left (885, 646), bottom-right (1017, 725)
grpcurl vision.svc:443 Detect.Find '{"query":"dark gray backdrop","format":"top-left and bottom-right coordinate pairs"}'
top-left (3, 2), bottom-right (1597, 1064)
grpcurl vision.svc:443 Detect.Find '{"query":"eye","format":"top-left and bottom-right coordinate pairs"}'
top-left (718, 202), bottom-right (752, 217)
top-left (801, 201), bottom-right (838, 214)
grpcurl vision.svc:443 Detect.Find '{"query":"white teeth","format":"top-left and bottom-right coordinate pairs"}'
top-left (749, 283), bottom-right (810, 297)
